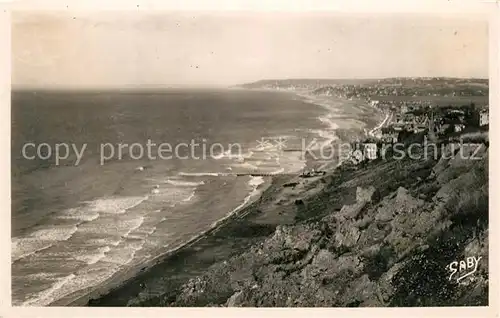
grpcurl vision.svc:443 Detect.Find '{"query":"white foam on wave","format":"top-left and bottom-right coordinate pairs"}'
top-left (125, 225), bottom-right (157, 240)
top-left (223, 176), bottom-right (267, 219)
top-left (212, 149), bottom-right (230, 160)
top-left (182, 191), bottom-right (196, 203)
top-left (178, 172), bottom-right (226, 177)
top-left (19, 262), bottom-right (122, 306)
top-left (150, 186), bottom-right (196, 204)
top-left (314, 114), bottom-right (340, 141)
top-left (57, 207), bottom-right (100, 222)
top-left (249, 176), bottom-right (265, 187)
top-left (313, 114), bottom-right (339, 133)
top-left (165, 179), bottom-right (205, 187)
top-left (254, 142), bottom-right (276, 152)
top-left (86, 237), bottom-right (121, 247)
top-left (213, 149), bottom-right (250, 160)
top-left (29, 225), bottom-right (78, 241)
top-left (309, 128), bottom-right (339, 149)
top-left (86, 196), bottom-right (148, 214)
top-left (21, 273), bottom-right (76, 306)
top-left (11, 240), bottom-right (52, 262)
top-left (122, 216), bottom-right (146, 238)
top-left (19, 272), bottom-right (59, 281)
top-left (232, 162), bottom-right (260, 171)
top-left (12, 195), bottom-right (154, 304)
top-left (12, 225), bottom-right (79, 262)
top-left (101, 239), bottom-right (146, 266)
top-left (73, 246), bottom-right (111, 265)
top-left (76, 214), bottom-right (146, 240)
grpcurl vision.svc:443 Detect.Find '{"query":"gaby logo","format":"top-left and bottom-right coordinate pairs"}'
top-left (447, 256), bottom-right (482, 283)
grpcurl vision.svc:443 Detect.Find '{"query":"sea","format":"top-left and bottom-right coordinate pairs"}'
top-left (11, 88), bottom-right (374, 306)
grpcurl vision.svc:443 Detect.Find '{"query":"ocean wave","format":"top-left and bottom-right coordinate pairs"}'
top-left (57, 207), bottom-right (100, 222)
top-left (21, 273), bottom-right (76, 306)
top-left (19, 262), bottom-right (121, 306)
top-left (73, 246), bottom-right (111, 265)
top-left (164, 179), bottom-right (205, 187)
top-left (12, 239), bottom-right (53, 262)
top-left (249, 176), bottom-right (265, 187)
top-left (76, 214), bottom-right (146, 239)
top-left (122, 216), bottom-right (146, 238)
top-left (213, 149), bottom-right (252, 160)
top-left (224, 176), bottom-right (267, 218)
top-left (308, 128), bottom-right (339, 148)
top-left (149, 186), bottom-right (198, 206)
top-left (182, 192), bottom-right (196, 203)
top-left (178, 172), bottom-right (227, 177)
top-left (254, 142), bottom-right (276, 152)
top-left (212, 149), bottom-right (230, 160)
top-left (125, 225), bottom-right (157, 240)
top-left (86, 196), bottom-right (149, 214)
top-left (318, 114), bottom-right (340, 131)
top-left (28, 225), bottom-right (79, 241)
top-left (86, 237), bottom-right (121, 247)
top-left (18, 272), bottom-right (60, 281)
top-left (12, 225), bottom-right (79, 262)
top-left (231, 162), bottom-right (260, 171)
top-left (101, 239), bottom-right (146, 266)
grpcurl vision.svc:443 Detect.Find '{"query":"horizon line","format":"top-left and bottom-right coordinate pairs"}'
top-left (11, 76), bottom-right (490, 91)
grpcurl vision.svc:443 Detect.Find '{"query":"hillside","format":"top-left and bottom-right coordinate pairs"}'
top-left (151, 140), bottom-right (489, 307)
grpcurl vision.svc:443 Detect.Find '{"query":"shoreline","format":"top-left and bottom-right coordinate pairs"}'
top-left (53, 176), bottom-right (274, 306)
top-left (61, 88), bottom-right (385, 307)
top-left (65, 175), bottom-right (293, 306)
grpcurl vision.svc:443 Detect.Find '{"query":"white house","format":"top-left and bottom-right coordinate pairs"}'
top-left (364, 143), bottom-right (378, 160)
top-left (454, 124), bottom-right (465, 132)
top-left (480, 109), bottom-right (489, 126)
top-left (400, 104), bottom-right (408, 114)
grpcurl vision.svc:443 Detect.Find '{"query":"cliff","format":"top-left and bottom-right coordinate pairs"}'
top-left (167, 141), bottom-right (489, 307)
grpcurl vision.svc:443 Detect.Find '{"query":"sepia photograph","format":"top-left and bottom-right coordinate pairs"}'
top-left (6, 1), bottom-right (495, 312)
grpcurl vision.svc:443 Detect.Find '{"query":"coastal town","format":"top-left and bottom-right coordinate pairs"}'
top-left (240, 77), bottom-right (489, 164)
top-left (339, 80), bottom-right (489, 162)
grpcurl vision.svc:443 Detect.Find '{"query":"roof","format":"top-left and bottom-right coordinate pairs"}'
top-left (381, 127), bottom-right (397, 134)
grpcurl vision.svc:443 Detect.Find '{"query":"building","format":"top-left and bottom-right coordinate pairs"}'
top-left (400, 104), bottom-right (408, 114)
top-left (413, 125), bottom-right (427, 133)
top-left (393, 124), bottom-right (403, 132)
top-left (480, 109), bottom-right (489, 126)
top-left (414, 114), bottom-right (429, 126)
top-left (402, 113), bottom-right (416, 123)
top-left (381, 127), bottom-right (399, 143)
top-left (454, 124), bottom-right (465, 132)
top-left (364, 143), bottom-right (378, 160)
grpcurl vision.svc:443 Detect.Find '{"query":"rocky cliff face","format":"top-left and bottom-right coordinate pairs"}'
top-left (169, 143), bottom-right (489, 307)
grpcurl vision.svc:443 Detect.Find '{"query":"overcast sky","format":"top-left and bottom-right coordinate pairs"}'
top-left (12, 11), bottom-right (489, 89)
